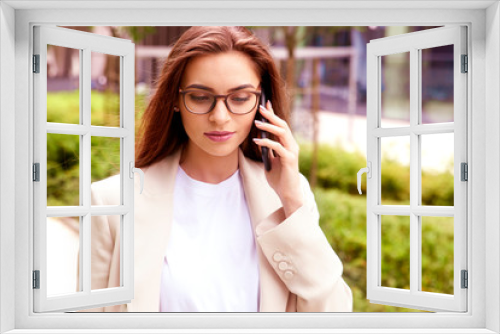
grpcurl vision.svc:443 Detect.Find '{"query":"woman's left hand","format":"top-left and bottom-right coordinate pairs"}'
top-left (253, 101), bottom-right (304, 218)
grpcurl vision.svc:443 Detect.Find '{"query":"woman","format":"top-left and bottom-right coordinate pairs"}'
top-left (82, 26), bottom-right (352, 312)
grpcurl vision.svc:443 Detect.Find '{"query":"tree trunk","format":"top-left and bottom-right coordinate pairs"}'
top-left (284, 27), bottom-right (297, 120)
top-left (310, 58), bottom-right (320, 189)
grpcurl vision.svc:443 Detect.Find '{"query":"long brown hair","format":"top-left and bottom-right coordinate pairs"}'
top-left (135, 26), bottom-right (289, 168)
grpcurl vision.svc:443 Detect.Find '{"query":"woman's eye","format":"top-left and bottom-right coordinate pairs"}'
top-left (231, 93), bottom-right (252, 103)
top-left (188, 93), bottom-right (211, 102)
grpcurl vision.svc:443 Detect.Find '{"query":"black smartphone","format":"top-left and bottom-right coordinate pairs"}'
top-left (259, 85), bottom-right (272, 171)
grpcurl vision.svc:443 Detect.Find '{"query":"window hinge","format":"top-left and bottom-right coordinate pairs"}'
top-left (33, 163), bottom-right (40, 182)
top-left (461, 270), bottom-right (468, 289)
top-left (33, 270), bottom-right (40, 289)
top-left (33, 54), bottom-right (40, 73)
top-left (461, 162), bottom-right (468, 181)
top-left (461, 54), bottom-right (468, 73)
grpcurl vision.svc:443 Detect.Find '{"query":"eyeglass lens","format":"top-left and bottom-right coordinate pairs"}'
top-left (184, 91), bottom-right (258, 114)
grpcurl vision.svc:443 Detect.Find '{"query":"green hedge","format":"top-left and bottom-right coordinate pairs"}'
top-left (298, 142), bottom-right (454, 206)
top-left (300, 143), bottom-right (455, 312)
top-left (313, 187), bottom-right (454, 312)
top-left (46, 91), bottom-right (147, 206)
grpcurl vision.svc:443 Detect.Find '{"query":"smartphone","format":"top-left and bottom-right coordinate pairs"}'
top-left (259, 85), bottom-right (272, 171)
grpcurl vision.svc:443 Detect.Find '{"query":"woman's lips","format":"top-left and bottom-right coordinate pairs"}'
top-left (204, 131), bottom-right (235, 142)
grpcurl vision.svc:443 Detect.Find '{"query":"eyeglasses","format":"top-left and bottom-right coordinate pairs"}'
top-left (179, 89), bottom-right (261, 115)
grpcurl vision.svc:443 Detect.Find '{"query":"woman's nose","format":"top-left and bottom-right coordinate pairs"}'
top-left (209, 99), bottom-right (231, 123)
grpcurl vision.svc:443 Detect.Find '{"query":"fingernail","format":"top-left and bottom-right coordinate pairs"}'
top-left (259, 105), bottom-right (267, 111)
top-left (268, 100), bottom-right (273, 108)
top-left (253, 138), bottom-right (261, 142)
top-left (255, 120), bottom-right (263, 124)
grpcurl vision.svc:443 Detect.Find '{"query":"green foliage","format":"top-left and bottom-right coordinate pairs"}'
top-left (420, 217), bottom-right (454, 294)
top-left (299, 143), bottom-right (365, 194)
top-left (118, 27), bottom-right (156, 43)
top-left (47, 90), bottom-right (80, 124)
top-left (299, 142), bottom-right (454, 206)
top-left (47, 133), bottom-right (80, 206)
top-left (302, 144), bottom-right (455, 312)
top-left (47, 91), bottom-right (134, 206)
top-left (314, 187), bottom-right (453, 312)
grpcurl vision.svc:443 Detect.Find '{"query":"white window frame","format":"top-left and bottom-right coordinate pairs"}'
top-left (33, 25), bottom-right (136, 313)
top-left (365, 26), bottom-right (468, 312)
top-left (0, 1), bottom-right (499, 333)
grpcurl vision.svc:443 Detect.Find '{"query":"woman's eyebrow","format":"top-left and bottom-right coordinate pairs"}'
top-left (185, 84), bottom-right (256, 92)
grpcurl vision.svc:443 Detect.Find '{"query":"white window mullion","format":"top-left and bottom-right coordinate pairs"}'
top-left (46, 123), bottom-right (130, 137)
top-left (365, 45), bottom-right (379, 301)
top-left (120, 56), bottom-right (126, 289)
top-left (77, 48), bottom-right (85, 293)
top-left (122, 50), bottom-right (135, 294)
top-left (409, 47), bottom-right (420, 295)
top-left (81, 47), bottom-right (92, 295)
top-left (373, 123), bottom-right (454, 137)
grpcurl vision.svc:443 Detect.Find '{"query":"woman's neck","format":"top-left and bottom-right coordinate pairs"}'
top-left (179, 143), bottom-right (239, 184)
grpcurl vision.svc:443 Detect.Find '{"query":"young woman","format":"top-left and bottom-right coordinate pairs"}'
top-left (82, 26), bottom-right (352, 312)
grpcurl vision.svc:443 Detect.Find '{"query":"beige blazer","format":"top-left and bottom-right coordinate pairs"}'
top-left (79, 148), bottom-right (352, 312)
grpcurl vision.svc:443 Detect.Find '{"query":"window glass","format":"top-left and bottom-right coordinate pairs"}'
top-left (47, 133), bottom-right (80, 206)
top-left (91, 52), bottom-right (121, 127)
top-left (421, 45), bottom-right (454, 124)
top-left (380, 52), bottom-right (410, 128)
top-left (47, 45), bottom-right (80, 124)
top-left (91, 215), bottom-right (121, 291)
top-left (381, 136), bottom-right (410, 205)
top-left (47, 216), bottom-right (81, 296)
top-left (421, 216), bottom-right (454, 294)
top-left (421, 133), bottom-right (454, 206)
top-left (381, 215), bottom-right (410, 290)
top-left (91, 136), bottom-right (121, 206)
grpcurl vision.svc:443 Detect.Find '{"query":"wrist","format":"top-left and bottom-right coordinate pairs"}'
top-left (281, 193), bottom-right (304, 218)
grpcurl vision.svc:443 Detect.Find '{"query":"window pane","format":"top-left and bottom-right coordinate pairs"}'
top-left (91, 215), bottom-right (121, 291)
top-left (421, 133), bottom-right (454, 206)
top-left (381, 136), bottom-right (410, 205)
top-left (47, 216), bottom-right (80, 296)
top-left (381, 215), bottom-right (410, 290)
top-left (91, 52), bottom-right (121, 127)
top-left (47, 133), bottom-right (80, 206)
top-left (380, 52), bottom-right (410, 128)
top-left (421, 45), bottom-right (454, 124)
top-left (421, 216), bottom-right (454, 294)
top-left (91, 137), bottom-right (121, 206)
top-left (47, 45), bottom-right (80, 124)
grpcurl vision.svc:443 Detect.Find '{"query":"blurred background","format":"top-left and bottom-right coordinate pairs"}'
top-left (46, 26), bottom-right (454, 312)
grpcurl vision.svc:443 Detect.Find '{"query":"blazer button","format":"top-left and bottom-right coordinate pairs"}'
top-left (284, 271), bottom-right (294, 280)
top-left (278, 261), bottom-right (288, 271)
top-left (273, 252), bottom-right (283, 262)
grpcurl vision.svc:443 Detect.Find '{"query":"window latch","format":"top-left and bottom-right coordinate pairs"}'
top-left (357, 162), bottom-right (372, 195)
top-left (129, 162), bottom-right (145, 194)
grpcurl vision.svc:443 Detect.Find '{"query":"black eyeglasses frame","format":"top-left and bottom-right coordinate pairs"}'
top-left (179, 89), bottom-right (262, 115)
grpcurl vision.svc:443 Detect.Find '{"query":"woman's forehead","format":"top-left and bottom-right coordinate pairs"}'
top-left (181, 51), bottom-right (260, 90)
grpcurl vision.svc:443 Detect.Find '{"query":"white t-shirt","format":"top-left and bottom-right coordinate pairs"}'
top-left (159, 166), bottom-right (260, 312)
